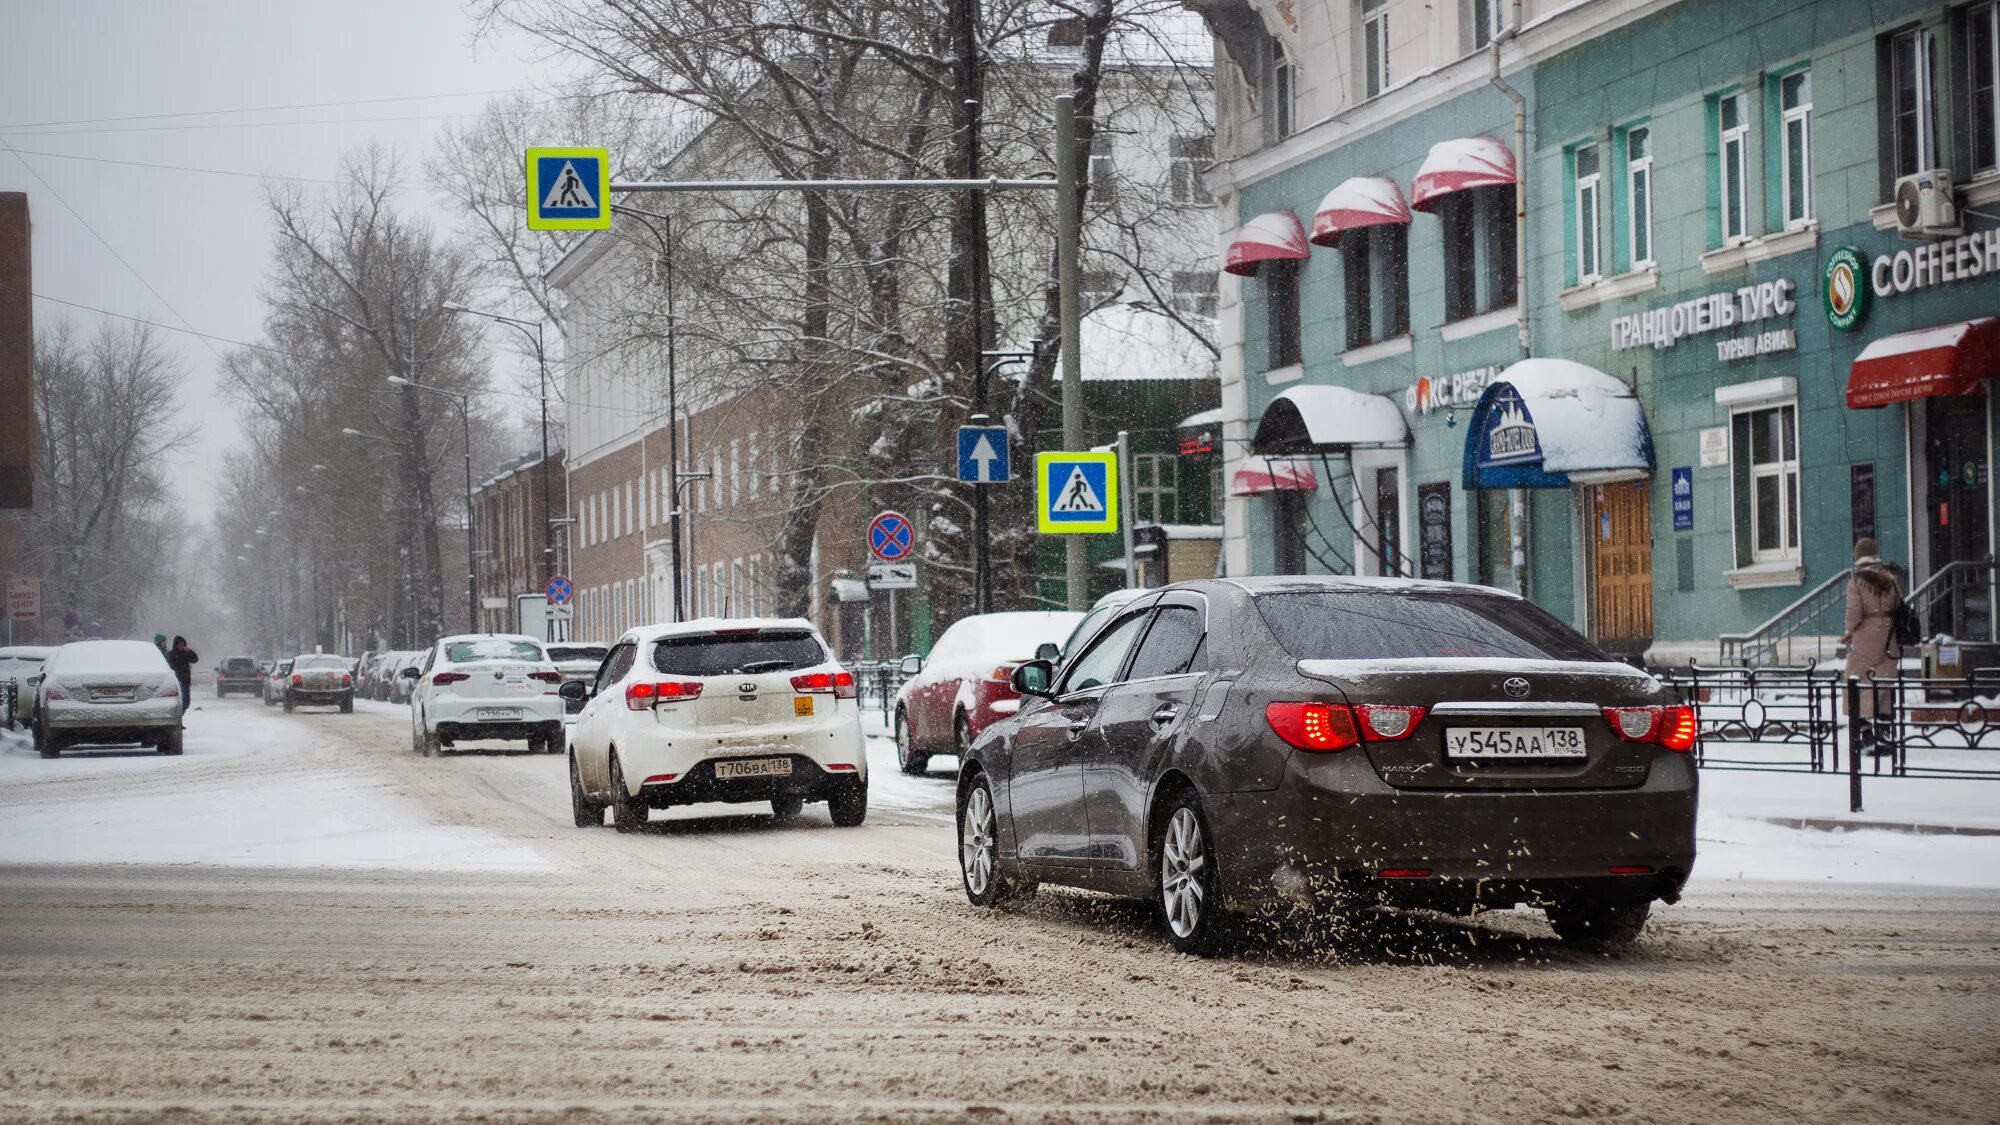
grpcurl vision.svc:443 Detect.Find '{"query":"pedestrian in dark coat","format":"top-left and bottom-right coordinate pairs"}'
top-left (1840, 538), bottom-right (1902, 751)
top-left (164, 635), bottom-right (199, 714)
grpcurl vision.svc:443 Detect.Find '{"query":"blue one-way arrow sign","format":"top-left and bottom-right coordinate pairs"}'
top-left (957, 425), bottom-right (1010, 484)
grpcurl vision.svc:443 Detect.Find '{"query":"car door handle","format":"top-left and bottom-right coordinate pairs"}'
top-left (1066, 717), bottom-right (1089, 739)
top-left (1151, 704), bottom-right (1180, 725)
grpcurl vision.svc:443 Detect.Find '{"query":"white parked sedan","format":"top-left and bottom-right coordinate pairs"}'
top-left (563, 618), bottom-right (868, 832)
top-left (407, 634), bottom-right (566, 756)
top-left (33, 639), bottom-right (185, 757)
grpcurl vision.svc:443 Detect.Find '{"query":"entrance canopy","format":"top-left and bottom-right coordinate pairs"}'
top-left (1409, 137), bottom-right (1517, 213)
top-left (1223, 210), bottom-right (1310, 277)
top-left (1309, 177), bottom-right (1412, 246)
top-left (1229, 455), bottom-right (1318, 496)
top-left (1251, 384), bottom-right (1409, 456)
top-left (1461, 359), bottom-right (1654, 489)
top-left (1845, 317), bottom-right (2000, 409)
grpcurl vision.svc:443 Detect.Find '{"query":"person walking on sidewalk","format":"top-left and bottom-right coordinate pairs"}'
top-left (164, 635), bottom-right (200, 714)
top-left (1840, 538), bottom-right (1903, 755)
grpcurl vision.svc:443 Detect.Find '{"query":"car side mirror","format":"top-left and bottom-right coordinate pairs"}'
top-left (401, 666), bottom-right (421, 679)
top-left (1010, 659), bottom-right (1055, 698)
top-left (1034, 641), bottom-right (1061, 662)
top-left (558, 680), bottom-right (589, 701)
top-left (899, 654), bottom-right (922, 676)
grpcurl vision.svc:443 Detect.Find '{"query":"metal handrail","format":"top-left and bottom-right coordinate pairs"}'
top-left (1717, 566), bottom-right (1852, 665)
top-left (1904, 559), bottom-right (1998, 616)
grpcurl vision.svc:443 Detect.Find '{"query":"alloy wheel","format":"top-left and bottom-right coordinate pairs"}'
top-left (960, 784), bottom-right (996, 898)
top-left (1160, 807), bottom-right (1207, 940)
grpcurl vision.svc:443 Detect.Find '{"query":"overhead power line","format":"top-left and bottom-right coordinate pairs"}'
top-left (1, 147), bottom-right (346, 186)
top-left (0, 87), bottom-right (535, 131)
top-left (2, 106), bottom-right (559, 139)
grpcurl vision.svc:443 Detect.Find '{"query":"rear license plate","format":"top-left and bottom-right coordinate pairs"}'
top-left (476, 708), bottom-right (520, 721)
top-left (793, 696), bottom-right (814, 717)
top-left (714, 757), bottom-right (792, 780)
top-left (1445, 727), bottom-right (1587, 759)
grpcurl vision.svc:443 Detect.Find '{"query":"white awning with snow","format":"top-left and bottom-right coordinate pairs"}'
top-left (1409, 137), bottom-right (1518, 213)
top-left (1461, 358), bottom-right (1655, 489)
top-left (1223, 211), bottom-right (1311, 277)
top-left (1176, 406), bottom-right (1227, 429)
top-left (1251, 384), bottom-right (1410, 456)
top-left (1310, 177), bottom-right (1412, 246)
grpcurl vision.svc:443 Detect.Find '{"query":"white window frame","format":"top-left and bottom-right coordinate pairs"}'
top-left (1968, 4), bottom-right (1998, 174)
top-left (1133, 453), bottom-right (1178, 524)
top-left (1271, 38), bottom-right (1296, 139)
top-left (1574, 144), bottom-right (1602, 282)
top-left (1470, 0), bottom-right (1500, 51)
top-left (1734, 400), bottom-right (1801, 565)
top-left (747, 432), bottom-right (760, 499)
top-left (1361, 0), bottom-right (1390, 99)
top-left (729, 440), bottom-right (741, 506)
top-left (1089, 134), bottom-right (1117, 202)
top-left (1626, 126), bottom-right (1654, 267)
top-left (1718, 92), bottom-right (1751, 244)
top-left (1168, 135), bottom-right (1213, 205)
top-left (1779, 69), bottom-right (1813, 228)
top-left (1890, 27), bottom-right (1937, 178)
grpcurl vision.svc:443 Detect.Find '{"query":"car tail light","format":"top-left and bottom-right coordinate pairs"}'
top-left (989, 664), bottom-right (1016, 682)
top-left (643, 773), bottom-right (679, 785)
top-left (291, 674), bottom-right (303, 686)
top-left (1608, 865), bottom-right (1655, 875)
top-left (340, 673), bottom-right (352, 685)
top-left (44, 687), bottom-right (67, 700)
top-left (628, 681), bottom-right (703, 710)
top-left (1265, 702), bottom-right (1361, 752)
top-left (1356, 704), bottom-right (1426, 742)
top-left (155, 681), bottom-right (180, 698)
top-left (1603, 704), bottom-right (1698, 752)
top-left (433, 671), bottom-right (470, 686)
top-left (1378, 868), bottom-right (1432, 878)
top-left (528, 670), bottom-right (562, 684)
top-left (825, 762), bottom-right (858, 772)
top-left (791, 671), bottom-right (857, 699)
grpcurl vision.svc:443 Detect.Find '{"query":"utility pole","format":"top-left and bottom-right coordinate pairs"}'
top-left (1055, 94), bottom-right (1086, 611)
top-left (954, 0), bottom-right (994, 616)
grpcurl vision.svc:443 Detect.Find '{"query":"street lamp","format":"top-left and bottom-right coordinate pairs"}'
top-left (386, 375), bottom-right (477, 633)
top-left (442, 303), bottom-right (553, 592)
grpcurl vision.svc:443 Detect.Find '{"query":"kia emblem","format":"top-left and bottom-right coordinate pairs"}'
top-left (739, 682), bottom-right (757, 693)
top-left (1503, 677), bottom-right (1530, 699)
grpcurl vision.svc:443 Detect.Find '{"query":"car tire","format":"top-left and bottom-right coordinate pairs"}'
top-left (958, 773), bottom-right (1009, 906)
top-left (1157, 793), bottom-right (1227, 957)
top-left (895, 709), bottom-right (928, 776)
top-left (569, 752), bottom-right (605, 828)
top-left (157, 728), bottom-right (183, 756)
top-left (954, 710), bottom-right (973, 758)
top-left (828, 780), bottom-right (868, 827)
top-left (34, 721), bottom-right (57, 759)
top-left (608, 753), bottom-right (647, 833)
top-left (543, 724), bottom-right (564, 754)
top-left (770, 794), bottom-right (805, 820)
top-left (282, 693), bottom-right (294, 714)
top-left (339, 696), bottom-right (353, 714)
top-left (1546, 901), bottom-right (1650, 949)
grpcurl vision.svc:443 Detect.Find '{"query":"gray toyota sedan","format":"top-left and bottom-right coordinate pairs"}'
top-left (955, 576), bottom-right (1697, 956)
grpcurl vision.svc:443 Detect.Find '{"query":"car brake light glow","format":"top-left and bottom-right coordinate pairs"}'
top-left (340, 673), bottom-right (352, 684)
top-left (155, 681), bottom-right (180, 698)
top-left (1603, 704), bottom-right (1698, 752)
top-left (43, 688), bottom-right (67, 700)
top-left (291, 674), bottom-right (303, 686)
top-left (1356, 704), bottom-right (1426, 741)
top-left (1265, 701), bottom-right (1361, 751)
top-left (528, 670), bottom-right (562, 683)
top-left (432, 672), bottom-right (470, 685)
top-left (627, 681), bottom-right (703, 710)
top-left (825, 762), bottom-right (857, 771)
top-left (1608, 865), bottom-right (1655, 875)
top-left (643, 773), bottom-right (679, 784)
top-left (1378, 869), bottom-right (1432, 878)
top-left (791, 671), bottom-right (857, 700)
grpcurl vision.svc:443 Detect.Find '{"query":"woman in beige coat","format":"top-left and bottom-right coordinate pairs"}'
top-left (1840, 537), bottom-right (1904, 752)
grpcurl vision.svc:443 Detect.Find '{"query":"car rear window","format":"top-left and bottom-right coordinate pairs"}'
top-left (293, 655), bottom-right (346, 670)
top-left (222, 657), bottom-right (257, 672)
top-left (1255, 590), bottom-right (1608, 662)
top-left (651, 629), bottom-right (826, 677)
top-left (445, 639), bottom-right (544, 663)
top-left (547, 645), bottom-right (608, 663)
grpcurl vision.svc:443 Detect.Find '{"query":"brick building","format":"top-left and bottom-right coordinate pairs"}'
top-left (470, 451), bottom-right (566, 634)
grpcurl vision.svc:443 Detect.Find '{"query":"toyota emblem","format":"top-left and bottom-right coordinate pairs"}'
top-left (492, 670), bottom-right (504, 681)
top-left (1502, 677), bottom-right (1531, 699)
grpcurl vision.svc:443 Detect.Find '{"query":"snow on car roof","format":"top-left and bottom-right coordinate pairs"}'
top-left (624, 617), bottom-right (822, 645)
top-left (436, 632), bottom-right (542, 646)
top-left (48, 639), bottom-right (170, 673)
top-left (1221, 574), bottom-right (1524, 600)
top-left (0, 646), bottom-right (59, 660)
top-left (929, 611), bottom-right (1085, 662)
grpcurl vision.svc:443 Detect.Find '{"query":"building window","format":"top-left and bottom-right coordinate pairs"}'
top-left (1625, 126), bottom-right (1654, 267)
top-left (1170, 271), bottom-right (1218, 319)
top-left (1468, 0), bottom-right (1500, 51)
top-left (1262, 259), bottom-right (1302, 369)
top-left (1441, 185), bottom-right (1516, 319)
top-left (747, 433), bottom-right (760, 498)
top-left (1968, 3), bottom-right (1998, 174)
top-left (1133, 454), bottom-right (1178, 523)
top-left (1733, 403), bottom-right (1800, 564)
top-left (1780, 69), bottom-right (1814, 227)
top-left (1340, 224), bottom-right (1409, 349)
top-left (1168, 136), bottom-right (1213, 204)
top-left (1080, 269), bottom-right (1122, 309)
top-left (1361, 0), bottom-right (1390, 98)
top-left (1574, 143), bottom-right (1603, 280)
top-left (1089, 134), bottom-right (1117, 203)
top-left (729, 441), bottom-right (741, 506)
top-left (1046, 15), bottom-right (1085, 54)
top-left (1717, 92), bottom-right (1750, 242)
top-left (1886, 27), bottom-right (1937, 181)
top-left (1270, 38), bottom-right (1296, 140)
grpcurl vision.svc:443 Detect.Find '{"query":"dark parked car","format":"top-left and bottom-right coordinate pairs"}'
top-left (956, 576), bottom-right (1698, 956)
top-left (213, 655), bottom-right (262, 697)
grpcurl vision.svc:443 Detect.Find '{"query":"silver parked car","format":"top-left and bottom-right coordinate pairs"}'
top-left (34, 640), bottom-right (185, 757)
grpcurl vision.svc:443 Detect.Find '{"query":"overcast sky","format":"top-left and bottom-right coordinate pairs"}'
top-left (2, 0), bottom-right (573, 523)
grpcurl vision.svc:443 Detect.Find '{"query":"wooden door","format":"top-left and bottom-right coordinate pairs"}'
top-left (1589, 481), bottom-right (1654, 646)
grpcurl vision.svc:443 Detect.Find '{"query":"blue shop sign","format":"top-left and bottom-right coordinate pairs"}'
top-left (1671, 466), bottom-right (1694, 531)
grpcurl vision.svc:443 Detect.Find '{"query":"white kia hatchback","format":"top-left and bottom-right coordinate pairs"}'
top-left (408, 634), bottom-right (566, 755)
top-left (563, 618), bottom-right (867, 831)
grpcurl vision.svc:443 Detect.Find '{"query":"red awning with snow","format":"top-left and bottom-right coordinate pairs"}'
top-left (1845, 317), bottom-right (2000, 409)
top-left (1309, 177), bottom-right (1412, 246)
top-left (1409, 137), bottom-right (1518, 213)
top-left (1223, 211), bottom-right (1310, 277)
top-left (1229, 455), bottom-right (1319, 496)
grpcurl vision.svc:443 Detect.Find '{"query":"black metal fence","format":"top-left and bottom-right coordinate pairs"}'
top-left (851, 660), bottom-right (910, 727)
top-left (1660, 663), bottom-right (2000, 812)
top-left (1, 680), bottom-right (14, 729)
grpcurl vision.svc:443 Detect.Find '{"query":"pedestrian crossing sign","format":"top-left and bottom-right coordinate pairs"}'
top-left (525, 147), bottom-right (611, 230)
top-left (1036, 451), bottom-right (1119, 535)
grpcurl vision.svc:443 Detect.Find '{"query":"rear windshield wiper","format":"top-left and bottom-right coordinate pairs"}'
top-left (738, 659), bottom-right (796, 674)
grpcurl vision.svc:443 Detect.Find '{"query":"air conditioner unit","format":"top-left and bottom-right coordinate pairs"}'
top-left (1893, 169), bottom-right (1960, 238)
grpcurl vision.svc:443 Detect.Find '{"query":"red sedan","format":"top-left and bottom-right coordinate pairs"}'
top-left (892, 610), bottom-right (1082, 774)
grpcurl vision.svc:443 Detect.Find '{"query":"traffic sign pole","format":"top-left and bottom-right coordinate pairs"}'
top-left (1055, 95), bottom-right (1086, 611)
